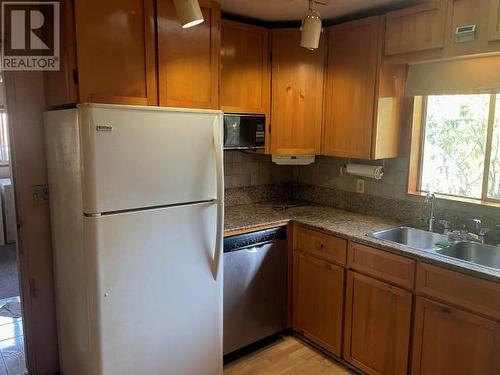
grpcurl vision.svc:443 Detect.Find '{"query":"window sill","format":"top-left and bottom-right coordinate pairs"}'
top-left (408, 190), bottom-right (500, 209)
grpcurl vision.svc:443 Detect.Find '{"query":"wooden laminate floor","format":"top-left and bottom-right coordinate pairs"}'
top-left (224, 336), bottom-right (355, 375)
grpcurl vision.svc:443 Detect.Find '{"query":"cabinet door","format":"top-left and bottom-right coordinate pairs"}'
top-left (220, 20), bottom-right (270, 115)
top-left (270, 29), bottom-right (325, 155)
top-left (293, 251), bottom-right (344, 355)
top-left (75, 0), bottom-right (157, 105)
top-left (446, 0), bottom-right (488, 57)
top-left (412, 297), bottom-right (500, 375)
top-left (322, 17), bottom-right (381, 159)
top-left (344, 271), bottom-right (412, 375)
top-left (157, 0), bottom-right (220, 109)
top-left (490, 0), bottom-right (500, 41)
top-left (385, 2), bottom-right (447, 56)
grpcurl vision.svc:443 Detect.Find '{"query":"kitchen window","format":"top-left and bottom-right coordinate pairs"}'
top-left (410, 94), bottom-right (500, 203)
top-left (0, 111), bottom-right (9, 165)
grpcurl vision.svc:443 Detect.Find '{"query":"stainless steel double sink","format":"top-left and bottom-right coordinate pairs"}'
top-left (368, 226), bottom-right (500, 271)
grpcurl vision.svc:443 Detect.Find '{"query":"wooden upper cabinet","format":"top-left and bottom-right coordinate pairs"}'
top-left (322, 17), bottom-right (405, 159)
top-left (74, 0), bottom-right (157, 105)
top-left (293, 251), bottom-right (344, 355)
top-left (220, 20), bottom-right (270, 115)
top-left (44, 0), bottom-right (78, 107)
top-left (385, 2), bottom-right (447, 56)
top-left (412, 297), bottom-right (500, 375)
top-left (344, 271), bottom-right (412, 375)
top-left (446, 0), bottom-right (496, 56)
top-left (270, 28), bottom-right (325, 156)
top-left (490, 0), bottom-right (500, 41)
top-left (157, 0), bottom-right (220, 109)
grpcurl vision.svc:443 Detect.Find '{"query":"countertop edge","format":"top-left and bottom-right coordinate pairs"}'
top-left (224, 216), bottom-right (500, 284)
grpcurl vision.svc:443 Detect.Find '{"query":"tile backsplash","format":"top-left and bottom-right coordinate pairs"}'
top-left (296, 156), bottom-right (410, 200)
top-left (295, 156), bottom-right (500, 243)
top-left (223, 152), bottom-right (500, 243)
top-left (224, 150), bottom-right (293, 189)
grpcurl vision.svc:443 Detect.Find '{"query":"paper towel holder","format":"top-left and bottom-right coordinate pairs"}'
top-left (340, 160), bottom-right (385, 180)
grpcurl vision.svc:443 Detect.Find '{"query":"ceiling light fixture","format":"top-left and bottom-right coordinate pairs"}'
top-left (300, 0), bottom-right (324, 50)
top-left (173, 0), bottom-right (204, 28)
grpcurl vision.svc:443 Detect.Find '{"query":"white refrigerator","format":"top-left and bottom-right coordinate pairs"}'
top-left (44, 104), bottom-right (224, 375)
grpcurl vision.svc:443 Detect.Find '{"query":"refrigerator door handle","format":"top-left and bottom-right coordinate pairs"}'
top-left (212, 116), bottom-right (224, 280)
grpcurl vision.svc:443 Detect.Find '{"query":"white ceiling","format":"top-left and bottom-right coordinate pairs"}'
top-left (218, 0), bottom-right (423, 22)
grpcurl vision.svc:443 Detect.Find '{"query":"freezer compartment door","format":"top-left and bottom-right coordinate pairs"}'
top-left (80, 104), bottom-right (222, 213)
top-left (84, 202), bottom-right (222, 375)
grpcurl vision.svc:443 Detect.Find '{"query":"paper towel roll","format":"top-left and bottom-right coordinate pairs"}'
top-left (345, 164), bottom-right (384, 180)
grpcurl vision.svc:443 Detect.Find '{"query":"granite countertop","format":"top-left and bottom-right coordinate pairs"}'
top-left (225, 202), bottom-right (500, 283)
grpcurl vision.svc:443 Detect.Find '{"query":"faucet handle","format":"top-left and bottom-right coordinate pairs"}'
top-left (438, 220), bottom-right (451, 234)
top-left (439, 220), bottom-right (450, 228)
top-left (479, 228), bottom-right (490, 235)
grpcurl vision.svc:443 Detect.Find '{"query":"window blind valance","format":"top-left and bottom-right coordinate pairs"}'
top-left (406, 55), bottom-right (500, 96)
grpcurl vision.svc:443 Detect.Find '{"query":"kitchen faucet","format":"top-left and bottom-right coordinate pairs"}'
top-left (424, 192), bottom-right (436, 232)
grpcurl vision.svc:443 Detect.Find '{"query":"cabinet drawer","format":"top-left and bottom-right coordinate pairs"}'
top-left (348, 242), bottom-right (415, 289)
top-left (294, 226), bottom-right (347, 266)
top-left (417, 263), bottom-right (500, 320)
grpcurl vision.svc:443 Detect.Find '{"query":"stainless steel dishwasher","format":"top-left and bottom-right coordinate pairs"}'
top-left (223, 227), bottom-right (288, 355)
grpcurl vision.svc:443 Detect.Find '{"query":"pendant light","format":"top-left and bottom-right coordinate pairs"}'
top-left (300, 0), bottom-right (323, 50)
top-left (173, 0), bottom-right (204, 28)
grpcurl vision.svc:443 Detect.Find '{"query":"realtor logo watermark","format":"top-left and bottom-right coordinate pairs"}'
top-left (1, 1), bottom-right (60, 71)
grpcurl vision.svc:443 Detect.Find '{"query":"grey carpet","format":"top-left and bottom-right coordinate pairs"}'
top-left (0, 244), bottom-right (19, 299)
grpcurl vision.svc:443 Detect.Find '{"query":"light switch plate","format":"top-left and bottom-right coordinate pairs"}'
top-left (356, 179), bottom-right (365, 194)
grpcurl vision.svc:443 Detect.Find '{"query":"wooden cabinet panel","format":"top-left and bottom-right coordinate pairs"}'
top-left (220, 20), bottom-right (270, 115)
top-left (446, 0), bottom-right (490, 57)
top-left (157, 0), bottom-right (220, 109)
top-left (293, 251), bottom-right (344, 355)
top-left (322, 16), bottom-right (404, 159)
top-left (490, 0), bottom-right (500, 41)
top-left (270, 28), bottom-right (325, 155)
top-left (44, 0), bottom-right (78, 107)
top-left (344, 271), bottom-right (412, 375)
top-left (294, 225), bottom-right (347, 266)
top-left (417, 262), bottom-right (500, 320)
top-left (74, 0), bottom-right (157, 105)
top-left (348, 242), bottom-right (415, 289)
top-left (385, 2), bottom-right (447, 56)
top-left (412, 297), bottom-right (500, 375)
top-left (373, 63), bottom-right (406, 159)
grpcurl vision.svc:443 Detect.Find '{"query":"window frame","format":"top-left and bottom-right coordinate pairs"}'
top-left (408, 94), bottom-right (500, 205)
top-left (0, 110), bottom-right (9, 166)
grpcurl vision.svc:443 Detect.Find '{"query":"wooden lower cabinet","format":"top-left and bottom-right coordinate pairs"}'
top-left (412, 297), bottom-right (500, 375)
top-left (293, 251), bottom-right (344, 355)
top-left (344, 271), bottom-right (412, 375)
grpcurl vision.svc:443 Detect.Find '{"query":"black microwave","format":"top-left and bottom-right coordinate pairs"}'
top-left (223, 114), bottom-right (265, 150)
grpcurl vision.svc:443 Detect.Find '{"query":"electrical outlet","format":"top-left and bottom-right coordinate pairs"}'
top-left (32, 184), bottom-right (49, 205)
top-left (356, 179), bottom-right (365, 194)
